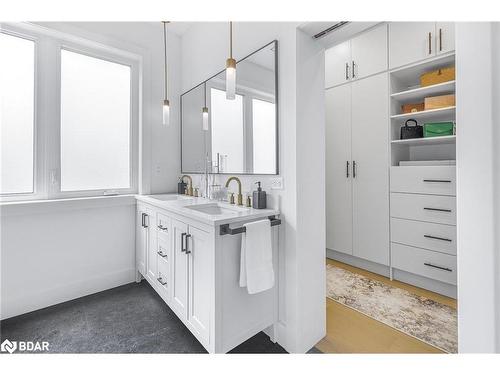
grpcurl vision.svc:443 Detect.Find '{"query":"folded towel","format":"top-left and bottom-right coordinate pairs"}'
top-left (239, 219), bottom-right (275, 294)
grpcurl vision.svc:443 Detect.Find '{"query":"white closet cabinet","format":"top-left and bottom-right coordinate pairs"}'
top-left (389, 22), bottom-right (455, 69)
top-left (325, 72), bottom-right (390, 266)
top-left (325, 24), bottom-right (387, 88)
top-left (326, 84), bottom-right (353, 254)
top-left (325, 41), bottom-right (351, 88)
top-left (436, 22), bottom-right (455, 55)
top-left (351, 73), bottom-right (390, 265)
top-left (351, 24), bottom-right (388, 81)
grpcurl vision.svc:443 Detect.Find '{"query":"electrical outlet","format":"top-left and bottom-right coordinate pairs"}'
top-left (270, 176), bottom-right (283, 190)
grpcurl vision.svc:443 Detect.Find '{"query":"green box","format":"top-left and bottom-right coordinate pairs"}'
top-left (423, 122), bottom-right (455, 138)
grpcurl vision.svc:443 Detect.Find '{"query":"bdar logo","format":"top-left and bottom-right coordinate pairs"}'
top-left (1, 339), bottom-right (17, 354)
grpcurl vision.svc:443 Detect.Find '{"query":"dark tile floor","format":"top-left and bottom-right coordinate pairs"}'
top-left (0, 281), bottom-right (290, 354)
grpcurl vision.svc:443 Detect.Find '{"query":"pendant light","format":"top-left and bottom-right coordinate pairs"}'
top-left (162, 21), bottom-right (170, 126)
top-left (202, 82), bottom-right (209, 131)
top-left (225, 21), bottom-right (236, 100)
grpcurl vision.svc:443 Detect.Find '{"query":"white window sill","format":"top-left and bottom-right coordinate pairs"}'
top-left (0, 195), bottom-right (137, 217)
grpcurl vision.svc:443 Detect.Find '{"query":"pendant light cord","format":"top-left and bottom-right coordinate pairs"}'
top-left (204, 82), bottom-right (207, 107)
top-left (229, 21), bottom-right (233, 59)
top-left (163, 21), bottom-right (168, 99)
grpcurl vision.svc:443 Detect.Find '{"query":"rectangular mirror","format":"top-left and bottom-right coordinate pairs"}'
top-left (181, 40), bottom-right (278, 175)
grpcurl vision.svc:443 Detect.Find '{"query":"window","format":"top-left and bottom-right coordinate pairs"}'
top-left (60, 50), bottom-right (132, 192)
top-left (0, 33), bottom-right (35, 195)
top-left (210, 88), bottom-right (244, 173)
top-left (0, 24), bottom-right (139, 202)
top-left (252, 99), bottom-right (276, 174)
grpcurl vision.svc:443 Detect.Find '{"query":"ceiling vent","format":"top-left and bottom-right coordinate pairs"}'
top-left (313, 21), bottom-right (350, 39)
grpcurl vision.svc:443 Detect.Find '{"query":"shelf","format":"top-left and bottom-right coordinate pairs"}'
top-left (391, 81), bottom-right (455, 102)
top-left (391, 106), bottom-right (456, 121)
top-left (391, 135), bottom-right (456, 146)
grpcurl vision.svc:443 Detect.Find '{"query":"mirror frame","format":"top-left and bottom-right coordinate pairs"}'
top-left (180, 40), bottom-right (279, 175)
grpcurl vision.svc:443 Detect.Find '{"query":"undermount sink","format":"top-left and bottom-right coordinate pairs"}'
top-left (186, 203), bottom-right (248, 216)
top-left (147, 194), bottom-right (192, 201)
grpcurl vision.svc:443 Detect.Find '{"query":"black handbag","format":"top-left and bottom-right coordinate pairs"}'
top-left (400, 119), bottom-right (423, 140)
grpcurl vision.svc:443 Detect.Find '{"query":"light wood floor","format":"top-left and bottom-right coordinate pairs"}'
top-left (316, 258), bottom-right (457, 354)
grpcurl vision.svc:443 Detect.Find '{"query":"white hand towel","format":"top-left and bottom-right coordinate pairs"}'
top-left (239, 219), bottom-right (275, 294)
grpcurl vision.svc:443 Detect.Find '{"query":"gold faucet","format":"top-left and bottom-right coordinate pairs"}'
top-left (225, 176), bottom-right (243, 206)
top-left (181, 175), bottom-right (193, 196)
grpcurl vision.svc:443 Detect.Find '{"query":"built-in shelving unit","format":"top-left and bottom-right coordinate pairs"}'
top-left (389, 53), bottom-right (456, 167)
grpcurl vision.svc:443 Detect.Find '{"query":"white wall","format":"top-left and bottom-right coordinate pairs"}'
top-left (493, 22), bottom-right (500, 352)
top-left (456, 22), bottom-right (498, 353)
top-left (179, 22), bottom-right (326, 352)
top-left (1, 197), bottom-right (136, 319)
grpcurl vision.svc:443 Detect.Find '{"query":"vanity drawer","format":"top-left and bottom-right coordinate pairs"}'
top-left (390, 166), bottom-right (456, 196)
top-left (391, 243), bottom-right (457, 285)
top-left (157, 236), bottom-right (170, 262)
top-left (391, 218), bottom-right (456, 255)
top-left (156, 212), bottom-right (171, 237)
top-left (156, 255), bottom-right (170, 297)
top-left (390, 193), bottom-right (456, 225)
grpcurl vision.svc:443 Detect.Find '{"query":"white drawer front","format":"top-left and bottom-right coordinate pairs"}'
top-left (391, 243), bottom-right (457, 285)
top-left (390, 193), bottom-right (456, 225)
top-left (156, 212), bottom-right (170, 239)
top-left (390, 166), bottom-right (456, 196)
top-left (157, 256), bottom-right (170, 299)
top-left (391, 218), bottom-right (456, 255)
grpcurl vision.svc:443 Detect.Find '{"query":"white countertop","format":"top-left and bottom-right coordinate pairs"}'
top-left (135, 194), bottom-right (279, 226)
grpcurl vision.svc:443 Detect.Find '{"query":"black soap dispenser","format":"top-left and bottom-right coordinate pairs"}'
top-left (252, 182), bottom-right (267, 209)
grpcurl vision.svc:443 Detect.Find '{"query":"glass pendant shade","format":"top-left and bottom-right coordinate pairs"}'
top-left (226, 58), bottom-right (236, 100)
top-left (202, 107), bottom-right (209, 131)
top-left (163, 99), bottom-right (170, 126)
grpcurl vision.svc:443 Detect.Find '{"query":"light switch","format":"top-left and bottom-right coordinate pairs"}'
top-left (270, 176), bottom-right (283, 190)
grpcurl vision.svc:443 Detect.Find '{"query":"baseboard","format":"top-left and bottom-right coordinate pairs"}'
top-left (1, 268), bottom-right (136, 320)
top-left (393, 269), bottom-right (457, 298)
top-left (326, 249), bottom-right (390, 278)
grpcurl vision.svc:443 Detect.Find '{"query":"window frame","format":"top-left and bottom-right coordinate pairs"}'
top-left (0, 23), bottom-right (141, 202)
top-left (0, 28), bottom-right (40, 200)
top-left (54, 44), bottom-right (139, 199)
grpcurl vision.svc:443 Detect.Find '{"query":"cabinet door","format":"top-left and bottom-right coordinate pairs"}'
top-left (146, 212), bottom-right (157, 283)
top-left (325, 84), bottom-right (353, 255)
top-left (136, 209), bottom-right (147, 277)
top-left (351, 24), bottom-right (388, 80)
top-left (325, 41), bottom-right (351, 88)
top-left (171, 219), bottom-right (189, 319)
top-left (436, 22), bottom-right (455, 55)
top-left (187, 225), bottom-right (211, 345)
top-left (351, 73), bottom-right (390, 265)
top-left (389, 22), bottom-right (436, 69)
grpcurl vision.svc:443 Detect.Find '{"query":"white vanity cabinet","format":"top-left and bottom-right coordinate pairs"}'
top-left (389, 22), bottom-right (455, 69)
top-left (135, 197), bottom-right (280, 353)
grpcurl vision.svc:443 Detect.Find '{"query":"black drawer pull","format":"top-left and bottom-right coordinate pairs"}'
top-left (424, 262), bottom-right (453, 272)
top-left (424, 234), bottom-right (452, 242)
top-left (423, 207), bottom-right (452, 213)
top-left (423, 179), bottom-right (452, 183)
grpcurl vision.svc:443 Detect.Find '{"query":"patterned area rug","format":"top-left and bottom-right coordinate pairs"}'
top-left (326, 263), bottom-right (457, 353)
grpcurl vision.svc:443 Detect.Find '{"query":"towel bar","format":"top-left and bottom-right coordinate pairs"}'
top-left (219, 216), bottom-right (281, 236)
